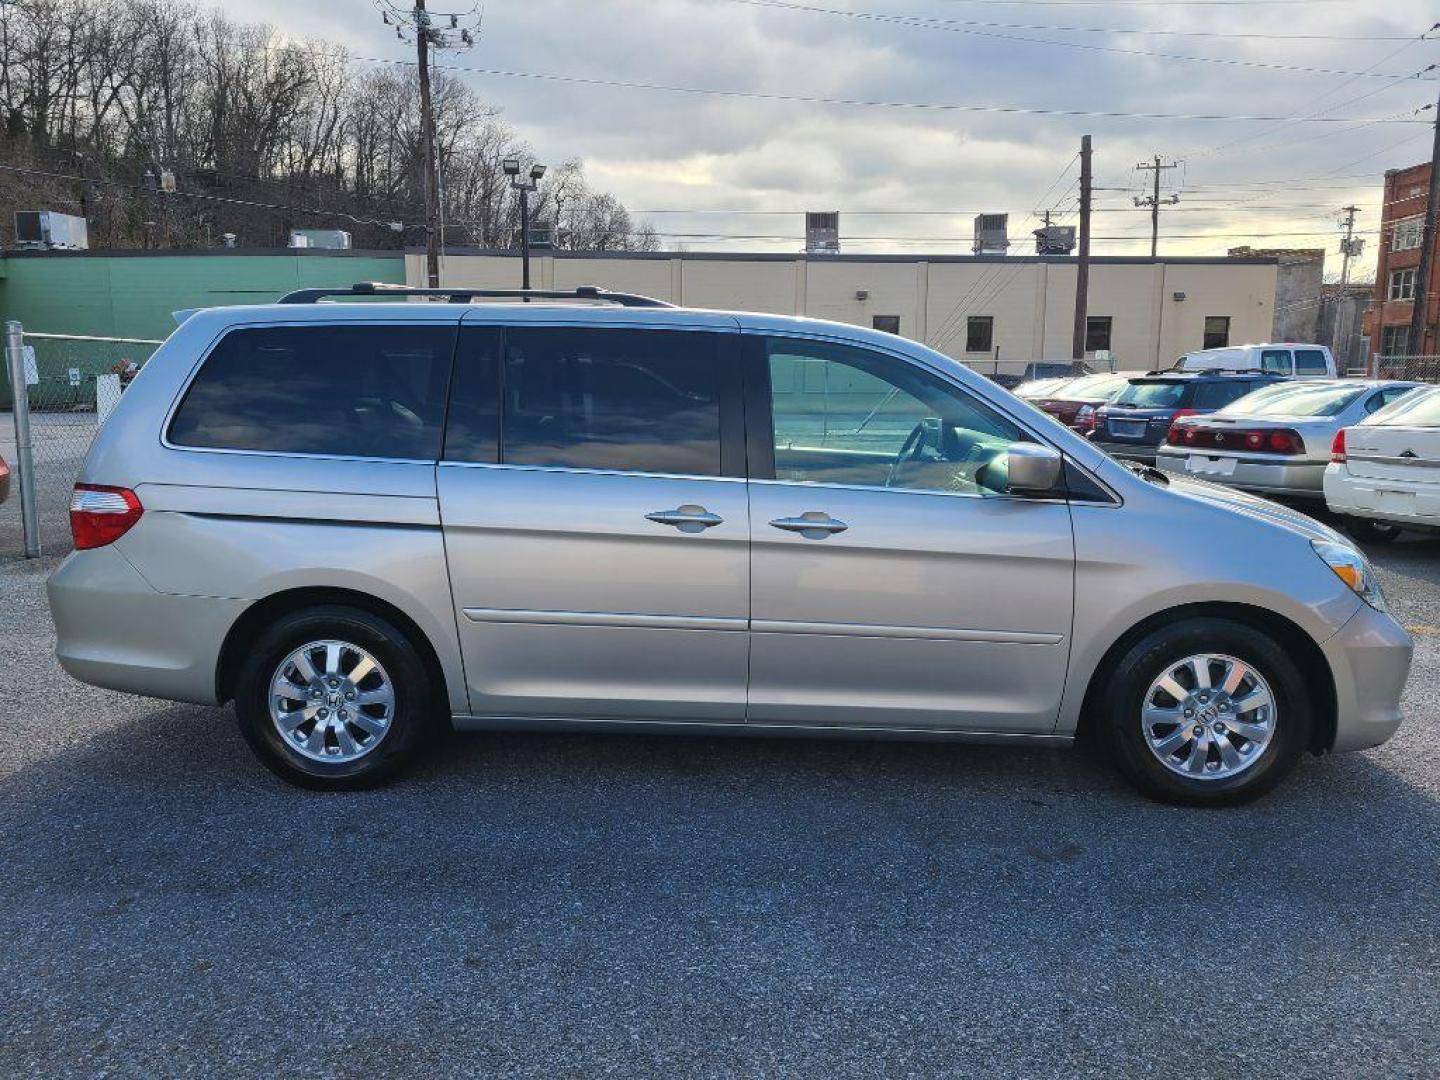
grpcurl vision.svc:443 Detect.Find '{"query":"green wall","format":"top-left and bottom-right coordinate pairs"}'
top-left (0, 250), bottom-right (405, 341)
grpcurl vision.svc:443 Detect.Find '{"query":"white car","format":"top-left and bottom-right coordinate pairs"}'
top-left (1325, 384), bottom-right (1440, 541)
top-left (1172, 344), bottom-right (1336, 379)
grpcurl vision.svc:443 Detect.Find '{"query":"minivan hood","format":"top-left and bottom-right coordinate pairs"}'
top-left (1163, 473), bottom-right (1348, 546)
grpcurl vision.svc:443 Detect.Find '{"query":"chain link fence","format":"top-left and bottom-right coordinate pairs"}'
top-left (1373, 354), bottom-right (1440, 383)
top-left (2, 324), bottom-right (163, 556)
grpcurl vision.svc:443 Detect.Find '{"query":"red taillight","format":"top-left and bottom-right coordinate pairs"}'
top-left (1331, 428), bottom-right (1347, 464)
top-left (1267, 429), bottom-right (1305, 455)
top-left (69, 484), bottom-right (143, 550)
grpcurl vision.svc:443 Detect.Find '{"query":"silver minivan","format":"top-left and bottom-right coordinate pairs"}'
top-left (47, 285), bottom-right (1413, 805)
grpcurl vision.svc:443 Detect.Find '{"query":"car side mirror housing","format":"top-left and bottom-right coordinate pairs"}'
top-left (1006, 444), bottom-right (1064, 496)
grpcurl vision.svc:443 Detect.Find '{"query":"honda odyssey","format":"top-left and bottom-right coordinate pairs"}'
top-left (47, 284), bottom-right (1413, 805)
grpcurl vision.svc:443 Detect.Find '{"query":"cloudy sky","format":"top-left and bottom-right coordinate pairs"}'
top-left (240, 0), bottom-right (1435, 272)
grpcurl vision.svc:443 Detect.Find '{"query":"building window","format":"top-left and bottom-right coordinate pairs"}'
top-left (1085, 316), bottom-right (1112, 353)
top-left (965, 315), bottom-right (994, 353)
top-left (1388, 268), bottom-right (1417, 301)
top-left (1380, 325), bottom-right (1411, 357)
top-left (1391, 215), bottom-right (1424, 252)
top-left (1202, 316), bottom-right (1231, 350)
top-left (871, 315), bottom-right (901, 335)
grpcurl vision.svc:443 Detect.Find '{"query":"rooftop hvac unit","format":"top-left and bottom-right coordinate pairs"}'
top-left (806, 211), bottom-right (840, 254)
top-left (972, 213), bottom-right (1009, 256)
top-left (14, 210), bottom-right (89, 250)
top-left (1034, 225), bottom-right (1076, 256)
top-left (288, 229), bottom-right (352, 250)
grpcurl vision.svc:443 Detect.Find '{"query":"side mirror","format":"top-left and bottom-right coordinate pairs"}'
top-left (1006, 443), bottom-right (1064, 496)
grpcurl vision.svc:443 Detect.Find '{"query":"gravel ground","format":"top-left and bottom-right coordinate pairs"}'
top-left (1, 522), bottom-right (1438, 1078)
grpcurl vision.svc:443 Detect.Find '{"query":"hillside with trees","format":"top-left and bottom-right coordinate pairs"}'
top-left (0, 0), bottom-right (658, 251)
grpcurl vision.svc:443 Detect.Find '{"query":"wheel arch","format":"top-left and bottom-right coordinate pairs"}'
top-left (216, 586), bottom-right (451, 718)
top-left (1074, 601), bottom-right (1337, 755)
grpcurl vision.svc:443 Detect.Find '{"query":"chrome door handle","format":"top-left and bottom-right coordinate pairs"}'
top-left (646, 505), bottom-right (724, 532)
top-left (769, 512), bottom-right (849, 538)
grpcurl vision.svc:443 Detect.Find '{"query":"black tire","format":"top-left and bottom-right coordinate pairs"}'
top-left (1343, 516), bottom-right (1404, 545)
top-left (1099, 618), bottom-right (1312, 807)
top-left (234, 605), bottom-right (434, 790)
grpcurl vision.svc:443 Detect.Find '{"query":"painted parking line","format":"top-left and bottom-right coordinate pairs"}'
top-left (1405, 625), bottom-right (1440, 637)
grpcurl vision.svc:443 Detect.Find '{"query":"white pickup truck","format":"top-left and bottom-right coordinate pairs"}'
top-left (1171, 343), bottom-right (1337, 379)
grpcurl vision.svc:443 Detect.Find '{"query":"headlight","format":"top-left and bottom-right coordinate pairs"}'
top-left (1312, 539), bottom-right (1387, 611)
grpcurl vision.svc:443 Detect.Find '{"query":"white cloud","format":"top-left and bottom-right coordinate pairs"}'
top-left (234, 0), bottom-right (1437, 269)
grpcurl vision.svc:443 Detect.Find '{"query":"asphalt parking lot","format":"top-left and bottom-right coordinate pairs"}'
top-left (2, 524), bottom-right (1439, 1078)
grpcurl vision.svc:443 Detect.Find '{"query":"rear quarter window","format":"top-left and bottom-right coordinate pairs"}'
top-left (168, 324), bottom-right (456, 459)
top-left (1193, 380), bottom-right (1259, 409)
top-left (1294, 349), bottom-right (1329, 375)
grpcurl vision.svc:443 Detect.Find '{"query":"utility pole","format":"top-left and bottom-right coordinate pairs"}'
top-left (1071, 134), bottom-right (1092, 361)
top-left (378, 3), bottom-right (479, 289)
top-left (415, 0), bottom-right (440, 287)
top-left (1338, 205), bottom-right (1363, 286)
top-left (1134, 156), bottom-right (1180, 258)
top-left (1407, 86), bottom-right (1440, 357)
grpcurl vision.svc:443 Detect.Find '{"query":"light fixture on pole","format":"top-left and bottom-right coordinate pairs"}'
top-left (504, 158), bottom-right (547, 290)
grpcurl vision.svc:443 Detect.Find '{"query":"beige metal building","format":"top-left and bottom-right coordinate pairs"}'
top-left (410, 250), bottom-right (1280, 373)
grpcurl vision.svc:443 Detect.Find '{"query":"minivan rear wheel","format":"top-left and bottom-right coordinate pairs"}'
top-left (234, 606), bottom-right (433, 789)
top-left (1099, 618), bottom-right (1312, 806)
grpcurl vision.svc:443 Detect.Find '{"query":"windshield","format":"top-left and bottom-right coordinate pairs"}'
top-left (1365, 385), bottom-right (1440, 427)
top-left (1217, 381), bottom-right (1362, 418)
top-left (1113, 380), bottom-right (1186, 408)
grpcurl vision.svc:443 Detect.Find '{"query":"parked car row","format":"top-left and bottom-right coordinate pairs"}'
top-left (1009, 357), bottom-right (1439, 540)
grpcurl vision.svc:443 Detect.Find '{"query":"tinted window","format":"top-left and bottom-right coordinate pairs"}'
top-left (500, 327), bottom-right (723, 475)
top-left (1085, 316), bottom-right (1112, 353)
top-left (965, 316), bottom-right (994, 353)
top-left (766, 337), bottom-right (1025, 496)
top-left (1115, 381), bottom-right (1186, 408)
top-left (871, 315), bottom-right (901, 335)
top-left (1202, 316), bottom-right (1230, 349)
top-left (443, 326), bottom-right (503, 463)
top-left (1194, 380), bottom-right (1258, 409)
top-left (1295, 349), bottom-right (1329, 375)
top-left (169, 324), bottom-right (454, 458)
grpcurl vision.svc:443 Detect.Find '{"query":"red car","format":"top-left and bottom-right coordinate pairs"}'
top-left (1035, 373), bottom-right (1136, 434)
top-left (0, 453), bottom-right (10, 505)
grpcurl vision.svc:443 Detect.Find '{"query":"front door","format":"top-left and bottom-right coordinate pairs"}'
top-left (744, 335), bottom-right (1076, 734)
top-left (437, 320), bottom-right (750, 721)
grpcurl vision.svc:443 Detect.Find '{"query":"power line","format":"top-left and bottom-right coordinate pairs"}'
top-left (722, 0), bottom-right (1440, 78)
top-left (350, 54), bottom-right (1433, 125)
top-left (725, 0), bottom-right (1429, 42)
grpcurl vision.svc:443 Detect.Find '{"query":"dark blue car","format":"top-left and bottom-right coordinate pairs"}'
top-left (1091, 372), bottom-right (1287, 463)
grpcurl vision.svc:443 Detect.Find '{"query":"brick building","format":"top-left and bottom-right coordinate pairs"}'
top-left (1368, 161), bottom-right (1436, 359)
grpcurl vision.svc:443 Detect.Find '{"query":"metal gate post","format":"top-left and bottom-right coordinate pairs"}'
top-left (5, 320), bottom-right (41, 557)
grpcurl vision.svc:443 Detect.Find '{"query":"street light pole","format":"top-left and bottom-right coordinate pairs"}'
top-left (503, 158), bottom-right (547, 291)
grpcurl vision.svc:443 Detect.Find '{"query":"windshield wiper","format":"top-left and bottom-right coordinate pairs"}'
top-left (1122, 459), bottom-right (1170, 485)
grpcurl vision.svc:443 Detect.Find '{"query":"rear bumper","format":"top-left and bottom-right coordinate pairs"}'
top-left (1091, 440), bottom-right (1158, 464)
top-left (1322, 601), bottom-right (1413, 753)
top-left (1324, 465), bottom-right (1440, 529)
top-left (1155, 452), bottom-right (1326, 498)
top-left (46, 545), bottom-right (246, 705)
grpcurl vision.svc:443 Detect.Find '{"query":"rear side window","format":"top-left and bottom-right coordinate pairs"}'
top-left (169, 325), bottom-right (455, 459)
top-left (1193, 380), bottom-right (1258, 409)
top-left (498, 327), bottom-right (724, 476)
top-left (1294, 349), bottom-right (1329, 375)
top-left (1259, 349), bottom-right (1292, 375)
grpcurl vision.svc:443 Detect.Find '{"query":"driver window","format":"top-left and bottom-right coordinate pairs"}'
top-left (764, 338), bottom-right (1026, 496)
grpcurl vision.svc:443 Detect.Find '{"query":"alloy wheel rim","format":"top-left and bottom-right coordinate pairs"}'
top-left (1141, 653), bottom-right (1276, 781)
top-left (268, 639), bottom-right (395, 763)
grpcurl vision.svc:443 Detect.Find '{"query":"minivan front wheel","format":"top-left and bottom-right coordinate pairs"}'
top-left (1100, 618), bottom-right (1312, 806)
top-left (235, 606), bottom-right (432, 789)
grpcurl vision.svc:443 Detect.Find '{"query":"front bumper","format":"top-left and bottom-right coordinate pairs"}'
top-left (47, 545), bottom-right (246, 705)
top-left (1155, 451), bottom-right (1326, 499)
top-left (1322, 601), bottom-right (1413, 753)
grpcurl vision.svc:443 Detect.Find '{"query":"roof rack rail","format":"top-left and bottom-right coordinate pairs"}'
top-left (275, 281), bottom-right (675, 308)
